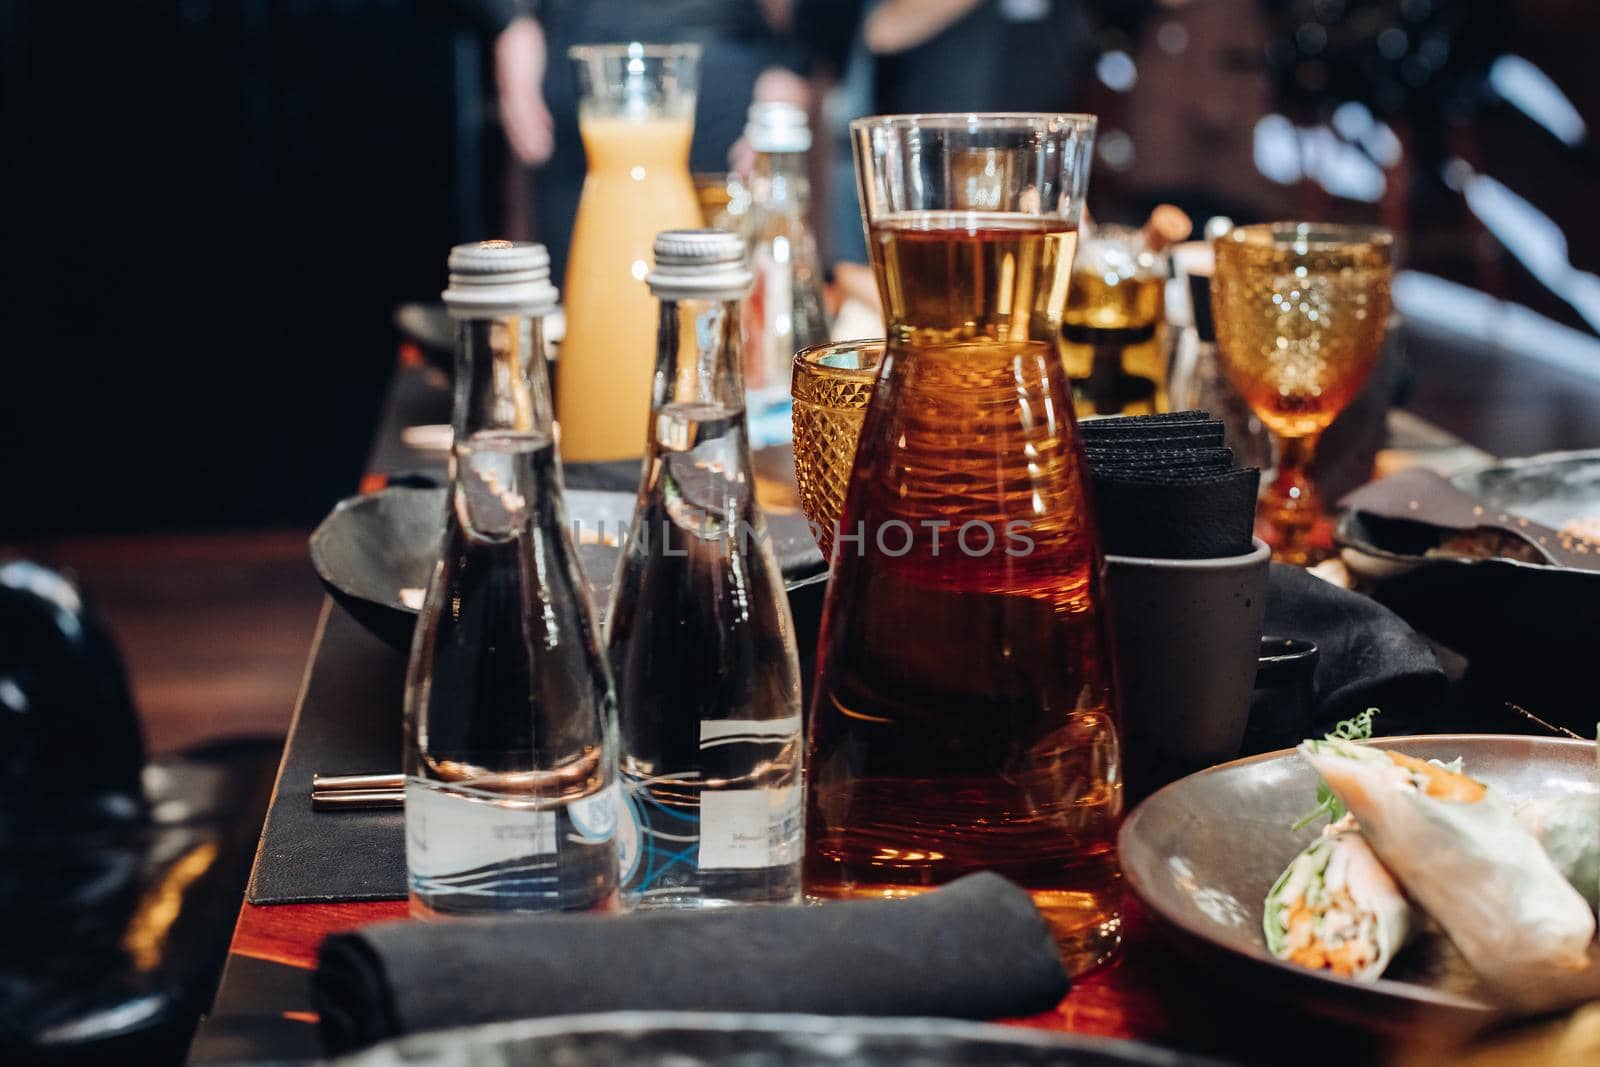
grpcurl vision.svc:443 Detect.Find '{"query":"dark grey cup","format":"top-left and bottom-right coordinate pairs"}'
top-left (1105, 539), bottom-right (1270, 800)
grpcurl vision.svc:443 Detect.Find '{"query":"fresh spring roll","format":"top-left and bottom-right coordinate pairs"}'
top-left (1518, 794), bottom-right (1600, 912)
top-left (1300, 738), bottom-right (1596, 979)
top-left (1264, 815), bottom-right (1412, 981)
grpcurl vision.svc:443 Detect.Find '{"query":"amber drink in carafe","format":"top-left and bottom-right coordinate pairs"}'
top-left (804, 114), bottom-right (1123, 975)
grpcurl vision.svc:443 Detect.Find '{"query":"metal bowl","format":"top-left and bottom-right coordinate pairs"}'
top-left (1119, 735), bottom-right (1599, 1035)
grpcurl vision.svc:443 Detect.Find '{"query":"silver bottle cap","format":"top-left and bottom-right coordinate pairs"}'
top-left (442, 240), bottom-right (559, 318)
top-left (646, 229), bottom-right (752, 301)
top-left (745, 100), bottom-right (811, 153)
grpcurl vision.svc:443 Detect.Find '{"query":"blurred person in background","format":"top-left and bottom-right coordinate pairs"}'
top-left (863, 0), bottom-right (1093, 113)
top-left (449, 0), bottom-right (810, 279)
top-left (791, 0), bottom-right (1094, 262)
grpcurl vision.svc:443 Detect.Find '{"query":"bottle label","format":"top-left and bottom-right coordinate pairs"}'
top-left (405, 779), bottom-right (557, 879)
top-left (696, 714), bottom-right (803, 870)
top-left (698, 784), bottom-right (802, 870)
top-left (568, 782), bottom-right (620, 843)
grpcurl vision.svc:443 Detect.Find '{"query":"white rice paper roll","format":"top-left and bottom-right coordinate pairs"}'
top-left (1301, 739), bottom-right (1595, 987)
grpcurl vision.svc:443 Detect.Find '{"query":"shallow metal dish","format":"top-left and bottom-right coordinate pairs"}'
top-left (321, 1012), bottom-right (1223, 1067)
top-left (1451, 449), bottom-right (1600, 533)
top-left (1120, 735), bottom-right (1599, 1034)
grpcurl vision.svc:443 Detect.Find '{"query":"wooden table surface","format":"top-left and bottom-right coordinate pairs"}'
top-left (186, 360), bottom-right (1492, 1066)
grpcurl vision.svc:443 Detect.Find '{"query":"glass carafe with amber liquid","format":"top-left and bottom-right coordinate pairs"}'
top-left (558, 44), bottom-right (704, 462)
top-left (805, 114), bottom-right (1123, 975)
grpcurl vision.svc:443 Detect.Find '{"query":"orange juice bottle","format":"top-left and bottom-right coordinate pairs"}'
top-left (559, 44), bottom-right (704, 462)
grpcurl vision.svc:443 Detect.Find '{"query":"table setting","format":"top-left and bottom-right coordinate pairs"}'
top-left (188, 70), bottom-right (1600, 1067)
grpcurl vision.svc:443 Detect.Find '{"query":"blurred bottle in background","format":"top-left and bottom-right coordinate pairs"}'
top-left (741, 101), bottom-right (832, 446)
top-left (1062, 206), bottom-right (1191, 419)
top-left (694, 171), bottom-right (752, 231)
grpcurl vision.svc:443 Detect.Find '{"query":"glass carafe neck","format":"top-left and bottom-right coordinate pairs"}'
top-left (454, 315), bottom-right (555, 440)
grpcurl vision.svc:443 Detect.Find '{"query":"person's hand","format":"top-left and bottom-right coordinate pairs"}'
top-left (495, 16), bottom-right (554, 166)
top-left (728, 67), bottom-right (813, 176)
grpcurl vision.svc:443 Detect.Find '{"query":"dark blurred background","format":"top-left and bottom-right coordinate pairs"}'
top-left (3, 1), bottom-right (472, 535)
top-left (5, 0), bottom-right (1599, 539)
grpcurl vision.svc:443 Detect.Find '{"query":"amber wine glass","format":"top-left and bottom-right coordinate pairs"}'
top-left (791, 339), bottom-right (883, 561)
top-left (1211, 224), bottom-right (1393, 564)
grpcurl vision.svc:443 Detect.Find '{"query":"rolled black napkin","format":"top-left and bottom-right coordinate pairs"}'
top-left (312, 872), bottom-right (1069, 1053)
top-left (1262, 562), bottom-right (1447, 734)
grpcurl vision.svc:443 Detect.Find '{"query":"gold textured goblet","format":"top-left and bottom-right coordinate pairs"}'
top-left (790, 339), bottom-right (883, 560)
top-left (1212, 223), bottom-right (1393, 565)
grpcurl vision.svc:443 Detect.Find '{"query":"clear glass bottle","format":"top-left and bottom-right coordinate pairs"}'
top-left (741, 102), bottom-right (831, 445)
top-left (404, 240), bottom-right (620, 918)
top-left (607, 229), bottom-right (804, 909)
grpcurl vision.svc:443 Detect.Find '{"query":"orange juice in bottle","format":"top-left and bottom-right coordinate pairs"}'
top-left (559, 44), bottom-right (704, 462)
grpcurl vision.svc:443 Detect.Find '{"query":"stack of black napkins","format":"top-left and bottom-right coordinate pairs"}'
top-left (1080, 411), bottom-right (1259, 559)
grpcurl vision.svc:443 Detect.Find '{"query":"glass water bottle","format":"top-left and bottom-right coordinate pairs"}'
top-left (404, 241), bottom-right (620, 918)
top-left (607, 229), bottom-right (804, 909)
top-left (741, 101), bottom-right (831, 445)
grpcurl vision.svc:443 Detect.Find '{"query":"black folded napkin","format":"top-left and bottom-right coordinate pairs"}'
top-left (312, 872), bottom-right (1069, 1053)
top-left (1263, 562), bottom-right (1447, 735)
top-left (1080, 413), bottom-right (1259, 559)
top-left (1081, 426), bottom-right (1227, 448)
top-left (1081, 409), bottom-right (1213, 428)
top-left (1079, 411), bottom-right (1226, 451)
top-left (1084, 447), bottom-right (1237, 475)
top-left (1091, 468), bottom-right (1260, 560)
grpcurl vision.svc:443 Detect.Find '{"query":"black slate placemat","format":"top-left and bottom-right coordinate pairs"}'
top-left (247, 603), bottom-right (408, 904)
